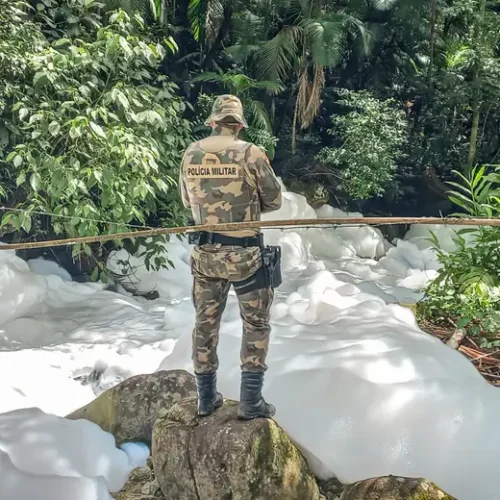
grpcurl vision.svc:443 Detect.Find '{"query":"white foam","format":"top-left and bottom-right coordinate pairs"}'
top-left (0, 407), bottom-right (140, 500)
top-left (28, 257), bottom-right (73, 281)
top-left (0, 180), bottom-right (492, 500)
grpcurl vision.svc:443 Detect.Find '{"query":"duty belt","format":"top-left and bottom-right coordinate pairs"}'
top-left (188, 231), bottom-right (264, 248)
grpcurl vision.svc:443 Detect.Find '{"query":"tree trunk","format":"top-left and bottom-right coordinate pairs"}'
top-left (467, 0), bottom-right (487, 172)
top-left (291, 96), bottom-right (299, 155)
top-left (201, 5), bottom-right (233, 71)
top-left (428, 0), bottom-right (437, 91)
top-left (467, 73), bottom-right (481, 171)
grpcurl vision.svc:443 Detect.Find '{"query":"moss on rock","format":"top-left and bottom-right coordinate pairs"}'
top-left (152, 397), bottom-right (321, 500)
top-left (66, 370), bottom-right (196, 445)
top-left (340, 476), bottom-right (456, 500)
top-left (112, 458), bottom-right (164, 500)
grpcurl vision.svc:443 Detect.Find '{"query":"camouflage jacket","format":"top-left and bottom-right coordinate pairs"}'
top-left (179, 126), bottom-right (282, 237)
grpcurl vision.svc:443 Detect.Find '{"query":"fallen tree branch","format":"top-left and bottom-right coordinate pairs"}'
top-left (0, 216), bottom-right (497, 252)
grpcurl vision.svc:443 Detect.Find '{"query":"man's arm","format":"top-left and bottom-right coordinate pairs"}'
top-left (178, 150), bottom-right (191, 209)
top-left (247, 145), bottom-right (282, 213)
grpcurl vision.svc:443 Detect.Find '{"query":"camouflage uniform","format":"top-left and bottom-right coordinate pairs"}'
top-left (179, 95), bottom-right (282, 418)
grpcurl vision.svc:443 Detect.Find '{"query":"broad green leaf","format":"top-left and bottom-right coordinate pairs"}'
top-left (48, 120), bottom-right (61, 137)
top-left (456, 317), bottom-right (472, 328)
top-left (90, 121), bottom-right (106, 138)
top-left (21, 214), bottom-right (32, 233)
top-left (33, 72), bottom-right (48, 87)
top-left (1, 213), bottom-right (14, 227)
top-left (29, 113), bottom-right (43, 125)
top-left (16, 172), bottom-right (26, 186)
top-left (113, 89), bottom-right (130, 110)
top-left (69, 126), bottom-right (82, 139)
top-left (446, 181), bottom-right (473, 195)
top-left (54, 38), bottom-right (71, 47)
top-left (448, 192), bottom-right (474, 211)
top-left (471, 165), bottom-right (486, 188)
top-left (13, 155), bottom-right (23, 167)
top-left (79, 85), bottom-right (92, 98)
top-left (30, 172), bottom-right (41, 192)
top-left (90, 266), bottom-right (100, 282)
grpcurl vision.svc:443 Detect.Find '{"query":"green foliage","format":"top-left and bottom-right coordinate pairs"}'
top-left (0, 1), bottom-right (46, 103)
top-left (419, 165), bottom-right (500, 335)
top-left (0, 7), bottom-right (192, 270)
top-left (0, 0), bottom-right (46, 198)
top-left (316, 90), bottom-right (408, 200)
top-left (187, 0), bottom-right (208, 43)
top-left (32, 0), bottom-right (103, 41)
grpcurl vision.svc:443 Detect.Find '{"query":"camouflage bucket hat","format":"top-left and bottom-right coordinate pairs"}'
top-left (204, 94), bottom-right (249, 128)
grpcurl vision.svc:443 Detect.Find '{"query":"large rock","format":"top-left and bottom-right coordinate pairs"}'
top-left (67, 370), bottom-right (196, 445)
top-left (152, 397), bottom-right (321, 500)
top-left (318, 477), bottom-right (344, 500)
top-left (112, 458), bottom-right (164, 500)
top-left (340, 476), bottom-right (455, 500)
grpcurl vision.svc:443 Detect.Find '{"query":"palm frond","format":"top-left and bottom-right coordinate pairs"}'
top-left (254, 26), bottom-right (302, 82)
top-left (225, 44), bottom-right (261, 62)
top-left (232, 9), bottom-right (266, 44)
top-left (103, 0), bottom-right (156, 23)
top-left (191, 71), bottom-right (226, 84)
top-left (298, 0), bottom-right (318, 17)
top-left (226, 73), bottom-right (257, 93)
top-left (347, 17), bottom-right (374, 57)
top-left (192, 72), bottom-right (283, 96)
top-left (252, 80), bottom-right (285, 95)
top-left (301, 16), bottom-right (346, 68)
top-left (370, 0), bottom-right (400, 11)
top-left (188, 0), bottom-right (208, 42)
top-left (274, 0), bottom-right (310, 20)
top-left (248, 99), bottom-right (273, 131)
top-left (191, 71), bottom-right (226, 86)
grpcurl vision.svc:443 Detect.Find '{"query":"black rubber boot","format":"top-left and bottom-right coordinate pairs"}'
top-left (237, 372), bottom-right (276, 420)
top-left (196, 372), bottom-right (223, 417)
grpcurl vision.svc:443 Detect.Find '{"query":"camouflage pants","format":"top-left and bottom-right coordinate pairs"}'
top-left (190, 244), bottom-right (274, 375)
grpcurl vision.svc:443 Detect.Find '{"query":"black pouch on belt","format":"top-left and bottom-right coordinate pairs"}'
top-left (262, 245), bottom-right (282, 289)
top-left (233, 245), bottom-right (282, 295)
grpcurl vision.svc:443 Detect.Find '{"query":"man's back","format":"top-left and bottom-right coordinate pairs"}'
top-left (179, 125), bottom-right (282, 237)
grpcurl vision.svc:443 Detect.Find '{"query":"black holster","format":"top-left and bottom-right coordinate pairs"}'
top-left (262, 245), bottom-right (282, 290)
top-left (233, 245), bottom-right (282, 295)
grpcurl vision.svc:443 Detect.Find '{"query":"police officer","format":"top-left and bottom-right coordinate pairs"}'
top-left (179, 95), bottom-right (282, 420)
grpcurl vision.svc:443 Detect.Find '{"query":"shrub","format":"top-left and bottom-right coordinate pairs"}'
top-left (419, 165), bottom-right (500, 337)
top-left (0, 7), bottom-right (192, 269)
top-left (316, 89), bottom-right (408, 200)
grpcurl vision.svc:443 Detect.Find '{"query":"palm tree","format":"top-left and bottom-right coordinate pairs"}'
top-left (235, 0), bottom-right (370, 152)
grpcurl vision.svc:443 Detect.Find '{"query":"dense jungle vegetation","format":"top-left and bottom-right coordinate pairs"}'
top-left (0, 0), bottom-right (499, 335)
